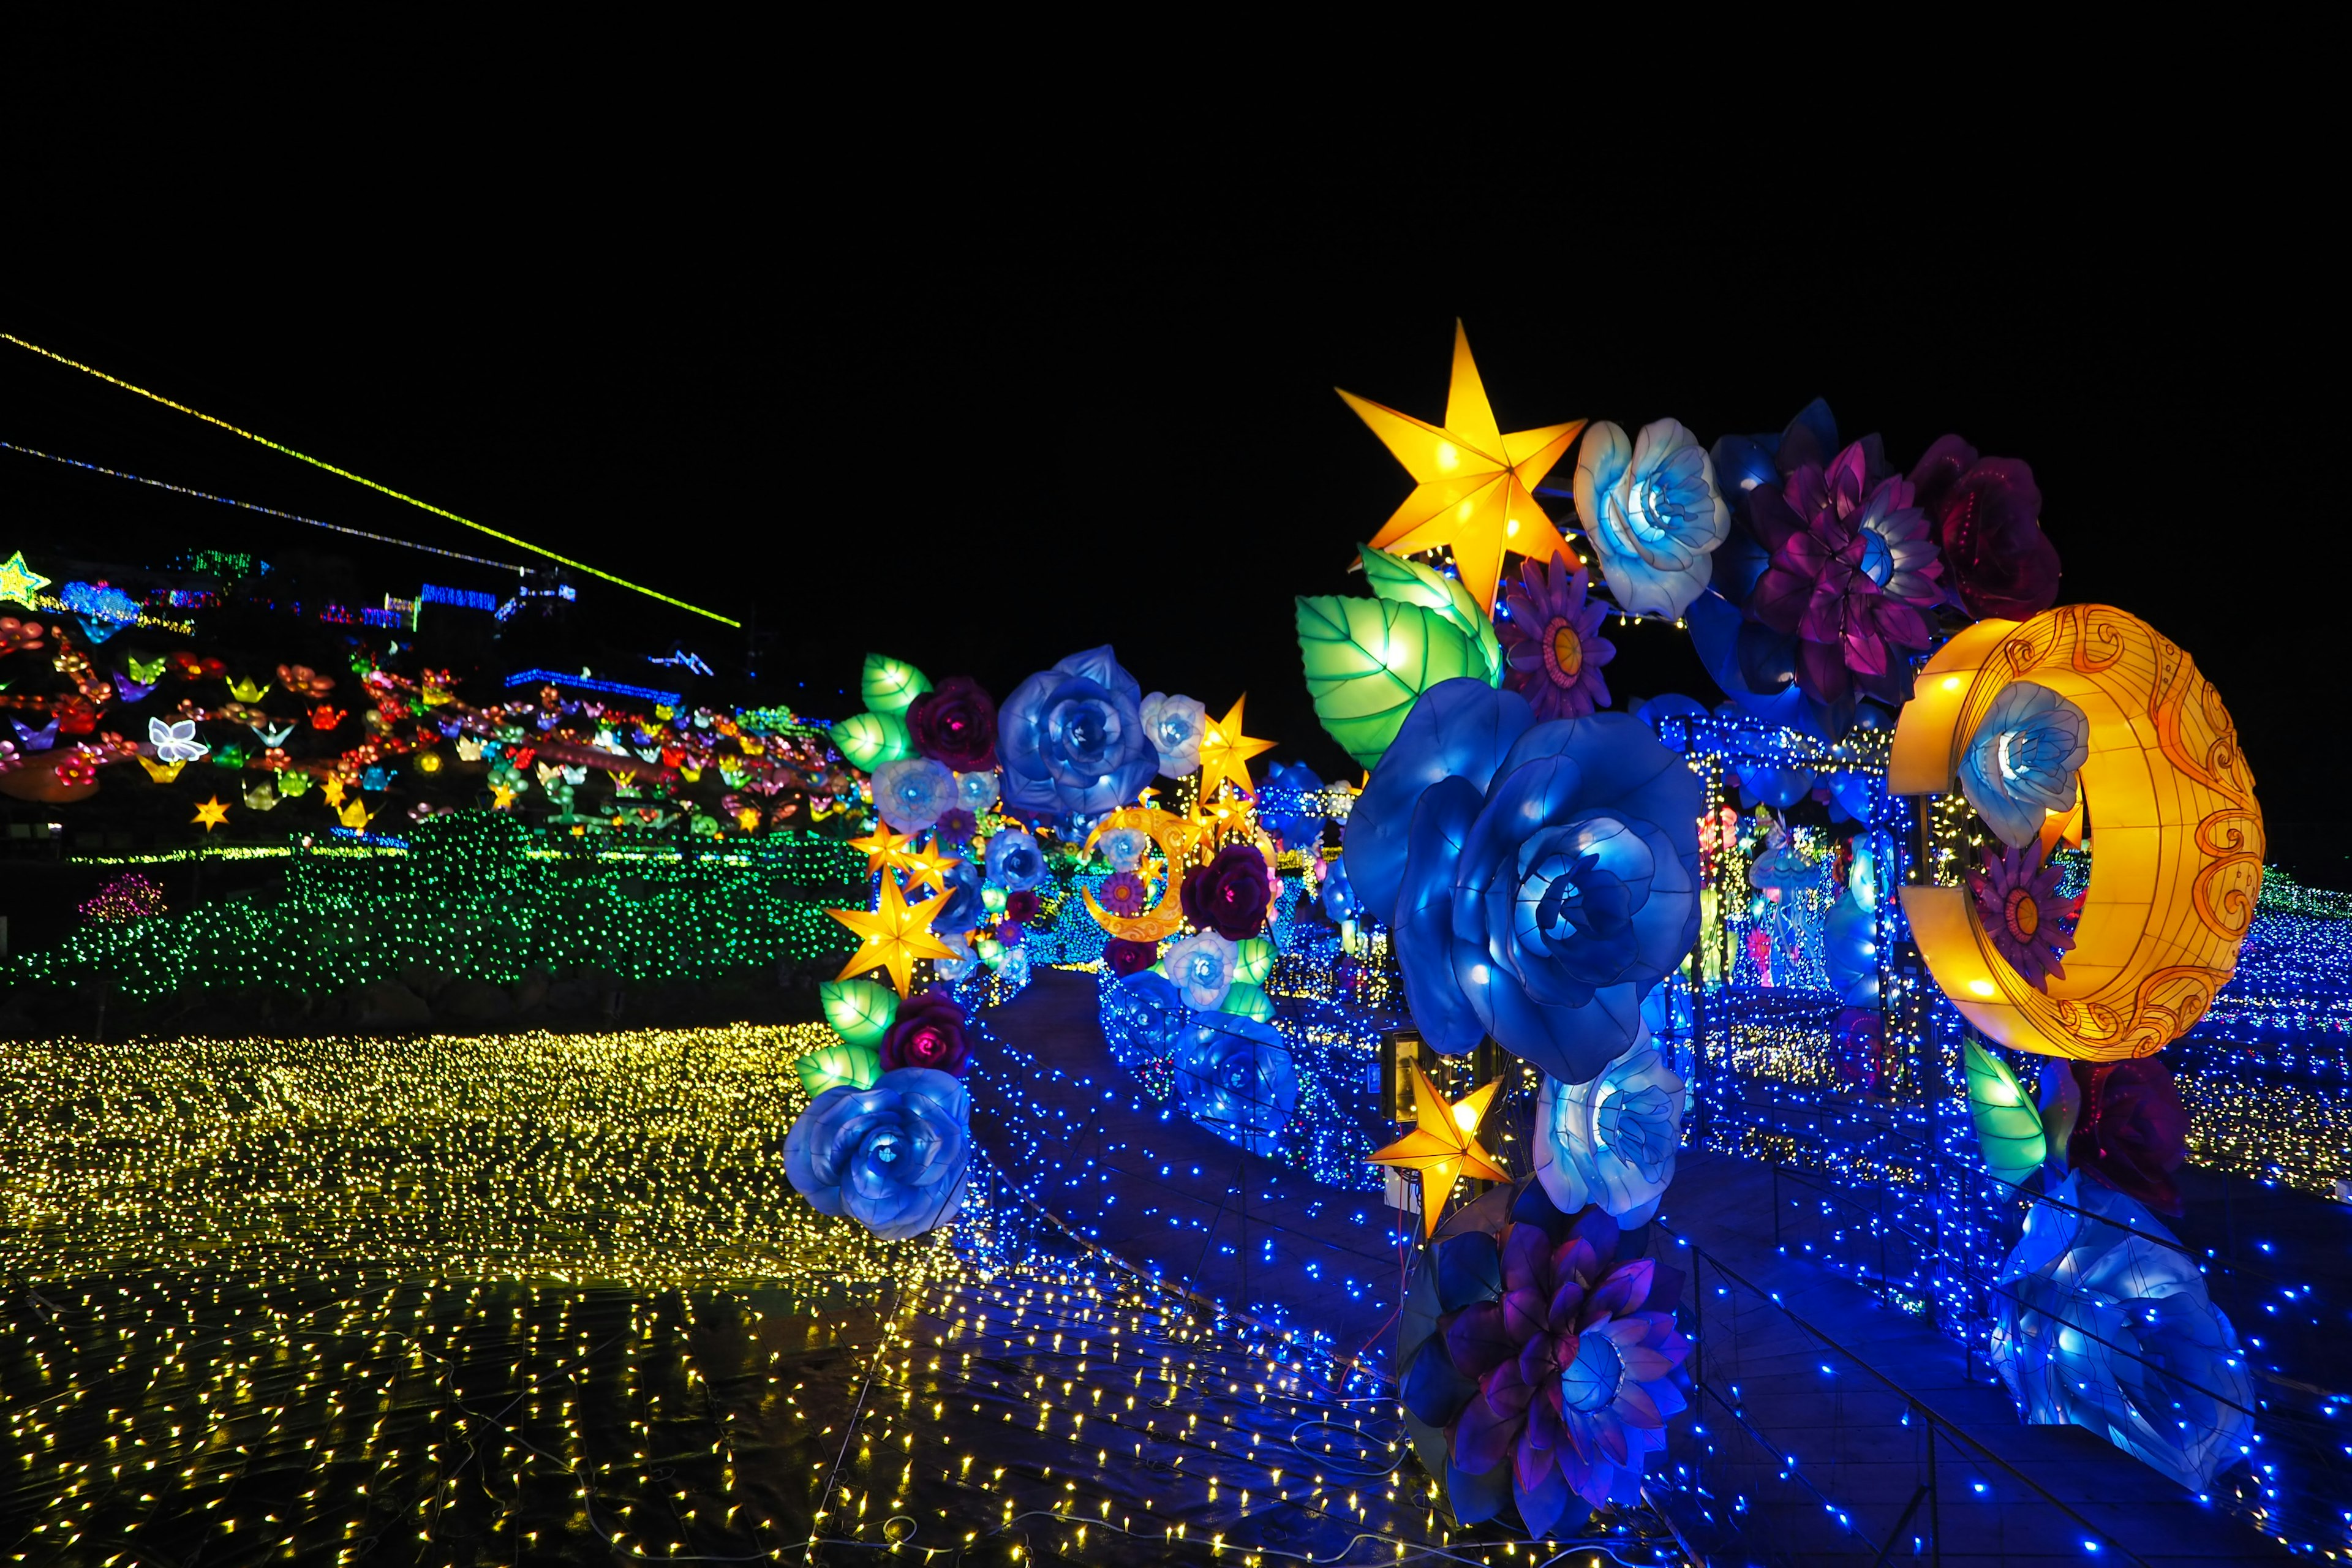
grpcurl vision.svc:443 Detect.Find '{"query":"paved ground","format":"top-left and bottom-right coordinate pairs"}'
top-left (1653, 1150), bottom-right (2294, 1567)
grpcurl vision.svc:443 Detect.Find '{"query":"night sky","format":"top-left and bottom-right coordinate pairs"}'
top-left (4, 132), bottom-right (2339, 875)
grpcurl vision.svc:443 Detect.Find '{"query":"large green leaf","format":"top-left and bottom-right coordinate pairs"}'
top-left (1218, 982), bottom-right (1274, 1022)
top-left (1295, 594), bottom-right (1481, 771)
top-left (1359, 543), bottom-right (1504, 687)
top-left (796, 1041), bottom-right (881, 1096)
top-left (1231, 937), bottom-right (1275, 987)
top-left (834, 710), bottom-right (911, 771)
top-left (861, 653), bottom-right (932, 715)
top-left (1964, 1039), bottom-right (2048, 1191)
top-left (820, 978), bottom-right (899, 1046)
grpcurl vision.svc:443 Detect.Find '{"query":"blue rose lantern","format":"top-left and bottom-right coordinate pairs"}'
top-left (1989, 1171), bottom-right (2253, 1490)
top-left (1172, 1012), bottom-right (1297, 1156)
top-left (784, 1068), bottom-right (973, 1241)
top-left (998, 646), bottom-right (1159, 816)
top-left (1344, 679), bottom-right (1702, 1087)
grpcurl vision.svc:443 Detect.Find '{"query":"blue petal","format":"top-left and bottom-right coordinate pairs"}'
top-left (1395, 775), bottom-right (1489, 1055)
top-left (1445, 1452), bottom-right (1514, 1525)
top-left (1433, 1231), bottom-right (1504, 1310)
top-left (1344, 679), bottom-right (1532, 927)
top-left (1513, 1457), bottom-right (1576, 1539)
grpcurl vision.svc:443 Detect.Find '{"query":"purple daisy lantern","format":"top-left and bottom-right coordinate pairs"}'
top-left (1748, 441), bottom-right (1943, 706)
top-left (1399, 1178), bottom-right (1689, 1535)
top-left (1968, 842), bottom-right (2084, 990)
top-left (1499, 552), bottom-right (1615, 721)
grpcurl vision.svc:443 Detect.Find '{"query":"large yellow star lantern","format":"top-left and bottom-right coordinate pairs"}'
top-left (831, 874), bottom-right (960, 998)
top-left (0, 551), bottom-right (50, 609)
top-left (1338, 320), bottom-right (1586, 614)
top-left (192, 796), bottom-right (231, 832)
top-left (1197, 695), bottom-right (1275, 801)
top-left (1370, 1063), bottom-right (1510, 1237)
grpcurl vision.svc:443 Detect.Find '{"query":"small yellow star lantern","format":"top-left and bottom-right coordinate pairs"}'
top-left (1338, 320), bottom-right (1586, 615)
top-left (1197, 695), bottom-right (1276, 801)
top-left (1370, 1064), bottom-right (1510, 1237)
top-left (830, 874), bottom-right (959, 998)
top-left (191, 796), bottom-right (231, 832)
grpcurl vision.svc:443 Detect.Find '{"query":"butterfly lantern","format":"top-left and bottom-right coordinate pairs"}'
top-left (150, 716), bottom-right (211, 764)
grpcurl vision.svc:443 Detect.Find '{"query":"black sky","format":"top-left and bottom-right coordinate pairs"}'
top-left (2, 46), bottom-right (2339, 873)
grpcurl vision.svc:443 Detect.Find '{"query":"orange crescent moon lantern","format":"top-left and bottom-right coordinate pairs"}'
top-left (1889, 605), bottom-right (2261, 1060)
top-left (1082, 807), bottom-right (1215, 942)
top-left (1082, 805), bottom-right (1283, 943)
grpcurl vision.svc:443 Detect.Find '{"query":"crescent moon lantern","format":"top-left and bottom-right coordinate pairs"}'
top-left (1889, 605), bottom-right (2261, 1060)
top-left (1082, 806), bottom-right (1213, 943)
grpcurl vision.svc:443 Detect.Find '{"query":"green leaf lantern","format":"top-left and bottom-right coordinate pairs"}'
top-left (796, 1041), bottom-right (881, 1096)
top-left (834, 710), bottom-right (912, 772)
top-left (1218, 982), bottom-right (1275, 1022)
top-left (1231, 937), bottom-right (1275, 987)
top-left (1358, 543), bottom-right (1506, 687)
top-left (1963, 1039), bottom-right (2048, 1191)
top-left (861, 653), bottom-right (932, 716)
top-left (820, 979), bottom-right (899, 1046)
top-left (1295, 595), bottom-right (1483, 771)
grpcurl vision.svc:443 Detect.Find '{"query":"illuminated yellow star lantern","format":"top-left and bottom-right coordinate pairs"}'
top-left (849, 821), bottom-right (956, 892)
top-left (322, 775), bottom-right (349, 807)
top-left (1338, 320), bottom-right (1586, 614)
top-left (489, 783), bottom-right (518, 810)
top-left (192, 796), bottom-right (230, 832)
top-left (1370, 1064), bottom-right (1510, 1237)
top-left (0, 551), bottom-right (51, 608)
top-left (1197, 695), bottom-right (1276, 801)
top-left (830, 874), bottom-right (960, 998)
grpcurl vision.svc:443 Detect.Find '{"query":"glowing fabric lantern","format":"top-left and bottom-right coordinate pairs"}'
top-left (833, 710), bottom-right (912, 772)
top-left (1890, 606), bottom-right (2261, 1060)
top-left (1336, 320), bottom-right (1585, 614)
top-left (1962, 1039), bottom-right (2047, 1190)
top-left (794, 1041), bottom-right (881, 1096)
top-left (859, 653), bottom-right (932, 715)
top-left (819, 978), bottom-right (899, 1046)
top-left (1080, 805), bottom-right (1214, 943)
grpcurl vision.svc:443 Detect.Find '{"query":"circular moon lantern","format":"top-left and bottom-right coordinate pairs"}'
top-left (1889, 605), bottom-right (2261, 1060)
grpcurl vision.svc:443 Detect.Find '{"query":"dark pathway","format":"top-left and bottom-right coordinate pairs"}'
top-left (970, 968), bottom-right (1418, 1366)
top-left (1654, 1150), bottom-right (2294, 1567)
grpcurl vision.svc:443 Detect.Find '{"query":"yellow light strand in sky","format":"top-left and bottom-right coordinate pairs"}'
top-left (1, 332), bottom-right (740, 627)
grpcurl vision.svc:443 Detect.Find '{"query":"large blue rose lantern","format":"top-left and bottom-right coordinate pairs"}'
top-left (1344, 679), bottom-right (1702, 1086)
top-left (1172, 1012), bottom-right (1297, 1157)
top-left (785, 1068), bottom-right (973, 1241)
top-left (998, 646), bottom-right (1159, 816)
top-left (1989, 1171), bottom-right (2253, 1490)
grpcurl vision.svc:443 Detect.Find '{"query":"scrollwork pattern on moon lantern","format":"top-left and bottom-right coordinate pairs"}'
top-left (1532, 1029), bottom-right (1684, 1227)
top-left (1989, 1170), bottom-right (2252, 1490)
top-left (1345, 679), bottom-right (1702, 1087)
top-left (784, 1068), bottom-right (973, 1242)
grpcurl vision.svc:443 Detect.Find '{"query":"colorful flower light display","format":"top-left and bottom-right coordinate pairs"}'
top-left (1171, 1011), bottom-right (1298, 1156)
top-left (1988, 1170), bottom-right (2252, 1491)
top-left (1531, 1030), bottom-right (1686, 1227)
top-left (783, 1066), bottom-right (973, 1242)
top-left (1498, 551), bottom-right (1614, 720)
top-left (1572, 418), bottom-right (1729, 621)
top-left (1345, 679), bottom-right (1701, 1087)
top-left (997, 644), bottom-right (1159, 817)
top-left (1398, 1181), bottom-right (1690, 1536)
